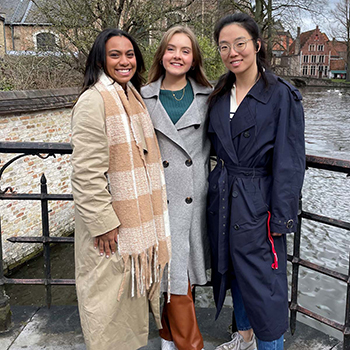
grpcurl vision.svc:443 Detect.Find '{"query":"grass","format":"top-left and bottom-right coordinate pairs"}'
top-left (331, 78), bottom-right (350, 84)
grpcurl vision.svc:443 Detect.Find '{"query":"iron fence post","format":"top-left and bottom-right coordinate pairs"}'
top-left (290, 194), bottom-right (302, 335)
top-left (0, 217), bottom-right (11, 332)
top-left (344, 257), bottom-right (350, 350)
top-left (41, 174), bottom-right (52, 308)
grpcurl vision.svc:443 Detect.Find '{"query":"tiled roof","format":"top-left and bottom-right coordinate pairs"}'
top-left (0, 0), bottom-right (47, 24)
top-left (329, 40), bottom-right (347, 53)
top-left (330, 58), bottom-right (346, 71)
top-left (289, 29), bottom-right (313, 55)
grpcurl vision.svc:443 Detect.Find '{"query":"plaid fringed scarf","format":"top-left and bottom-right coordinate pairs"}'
top-left (95, 72), bottom-right (171, 301)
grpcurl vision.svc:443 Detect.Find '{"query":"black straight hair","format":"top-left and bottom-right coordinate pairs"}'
top-left (81, 28), bottom-right (145, 94)
top-left (208, 13), bottom-right (269, 109)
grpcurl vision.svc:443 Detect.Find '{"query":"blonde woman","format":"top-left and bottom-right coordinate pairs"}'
top-left (141, 26), bottom-right (212, 350)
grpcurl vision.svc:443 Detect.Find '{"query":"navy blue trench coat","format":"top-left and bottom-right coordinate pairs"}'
top-left (207, 72), bottom-right (305, 342)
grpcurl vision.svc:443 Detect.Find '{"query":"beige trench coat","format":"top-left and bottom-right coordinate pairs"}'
top-left (71, 88), bottom-right (161, 350)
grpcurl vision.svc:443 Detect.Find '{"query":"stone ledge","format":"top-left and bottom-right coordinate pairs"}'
top-left (0, 87), bottom-right (79, 116)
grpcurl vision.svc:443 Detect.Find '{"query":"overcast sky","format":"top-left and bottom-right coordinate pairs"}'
top-left (300, 0), bottom-right (339, 38)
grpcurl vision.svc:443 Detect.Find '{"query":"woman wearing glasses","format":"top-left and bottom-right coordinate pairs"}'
top-left (207, 13), bottom-right (305, 350)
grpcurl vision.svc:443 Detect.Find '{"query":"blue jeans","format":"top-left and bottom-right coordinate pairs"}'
top-left (230, 276), bottom-right (284, 350)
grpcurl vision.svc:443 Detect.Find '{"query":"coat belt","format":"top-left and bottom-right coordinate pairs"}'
top-left (216, 159), bottom-right (270, 274)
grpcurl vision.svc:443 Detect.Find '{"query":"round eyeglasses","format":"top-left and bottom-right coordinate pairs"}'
top-left (218, 38), bottom-right (254, 55)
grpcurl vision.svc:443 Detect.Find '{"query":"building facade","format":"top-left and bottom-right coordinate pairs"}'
top-left (289, 26), bottom-right (331, 78)
top-left (0, 0), bottom-right (58, 55)
top-left (273, 25), bottom-right (348, 79)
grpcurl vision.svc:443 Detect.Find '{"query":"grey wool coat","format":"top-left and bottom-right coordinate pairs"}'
top-left (141, 77), bottom-right (213, 295)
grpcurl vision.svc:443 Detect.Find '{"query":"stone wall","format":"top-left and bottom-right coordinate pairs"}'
top-left (0, 87), bottom-right (78, 270)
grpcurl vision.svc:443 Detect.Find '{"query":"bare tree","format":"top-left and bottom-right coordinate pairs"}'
top-left (331, 0), bottom-right (350, 82)
top-left (32, 0), bottom-right (197, 72)
top-left (217, 0), bottom-right (328, 60)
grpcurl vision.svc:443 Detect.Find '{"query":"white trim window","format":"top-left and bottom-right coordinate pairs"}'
top-left (303, 55), bottom-right (309, 63)
top-left (33, 31), bottom-right (58, 51)
top-left (317, 44), bottom-right (324, 51)
top-left (302, 66), bottom-right (308, 75)
top-left (310, 65), bottom-right (316, 75)
top-left (309, 44), bottom-right (315, 51)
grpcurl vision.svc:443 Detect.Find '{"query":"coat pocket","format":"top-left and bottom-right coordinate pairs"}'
top-left (232, 179), bottom-right (269, 226)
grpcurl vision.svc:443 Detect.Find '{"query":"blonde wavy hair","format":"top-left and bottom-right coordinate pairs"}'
top-left (147, 26), bottom-right (211, 87)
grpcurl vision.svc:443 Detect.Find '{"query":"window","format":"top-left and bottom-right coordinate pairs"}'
top-left (310, 65), bottom-right (316, 75)
top-left (318, 45), bottom-right (324, 51)
top-left (311, 55), bottom-right (317, 63)
top-left (36, 32), bottom-right (56, 51)
top-left (309, 44), bottom-right (315, 51)
top-left (319, 55), bottom-right (324, 63)
top-left (303, 55), bottom-right (309, 63)
top-left (324, 66), bottom-right (328, 76)
top-left (302, 66), bottom-right (308, 75)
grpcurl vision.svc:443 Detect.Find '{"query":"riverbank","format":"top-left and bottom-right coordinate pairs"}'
top-left (0, 305), bottom-right (343, 350)
top-left (281, 75), bottom-right (350, 88)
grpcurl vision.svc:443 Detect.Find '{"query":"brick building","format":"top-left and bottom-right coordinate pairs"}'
top-left (288, 26), bottom-right (332, 78)
top-left (0, 0), bottom-right (58, 54)
top-left (329, 39), bottom-right (347, 79)
top-left (273, 25), bottom-right (348, 79)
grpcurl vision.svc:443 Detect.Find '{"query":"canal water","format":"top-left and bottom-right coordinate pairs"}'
top-left (4, 87), bottom-right (350, 340)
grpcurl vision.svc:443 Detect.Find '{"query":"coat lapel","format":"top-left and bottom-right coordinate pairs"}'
top-left (210, 93), bottom-right (239, 164)
top-left (151, 98), bottom-right (190, 153)
top-left (230, 98), bottom-right (256, 139)
top-left (176, 78), bottom-right (212, 131)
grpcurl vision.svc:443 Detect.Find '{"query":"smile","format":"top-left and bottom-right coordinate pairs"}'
top-left (116, 69), bottom-right (132, 76)
top-left (170, 62), bottom-right (183, 67)
top-left (230, 60), bottom-right (242, 66)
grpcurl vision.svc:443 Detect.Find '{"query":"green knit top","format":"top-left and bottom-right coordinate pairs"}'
top-left (159, 80), bottom-right (194, 124)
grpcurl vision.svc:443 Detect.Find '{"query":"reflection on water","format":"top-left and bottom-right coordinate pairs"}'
top-left (4, 87), bottom-right (350, 340)
top-left (287, 87), bottom-right (350, 340)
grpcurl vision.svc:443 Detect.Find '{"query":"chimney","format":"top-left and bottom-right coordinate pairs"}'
top-left (295, 27), bottom-right (301, 55)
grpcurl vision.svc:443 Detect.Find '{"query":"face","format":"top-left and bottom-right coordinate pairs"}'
top-left (218, 23), bottom-right (259, 77)
top-left (105, 35), bottom-right (137, 88)
top-left (162, 33), bottom-right (194, 79)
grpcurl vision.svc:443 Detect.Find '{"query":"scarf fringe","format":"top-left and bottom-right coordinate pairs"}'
top-left (116, 244), bottom-right (170, 301)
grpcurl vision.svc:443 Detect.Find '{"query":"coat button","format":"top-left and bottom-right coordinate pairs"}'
top-left (194, 124), bottom-right (200, 129)
top-left (243, 131), bottom-right (250, 138)
top-left (163, 160), bottom-right (169, 168)
top-left (185, 197), bottom-right (193, 204)
top-left (286, 219), bottom-right (294, 229)
top-left (143, 149), bottom-right (148, 155)
top-left (167, 200), bottom-right (169, 204)
top-left (232, 191), bottom-right (238, 198)
top-left (234, 224), bottom-right (240, 230)
top-left (185, 159), bottom-right (193, 166)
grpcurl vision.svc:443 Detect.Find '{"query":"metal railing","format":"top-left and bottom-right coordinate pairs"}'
top-left (0, 142), bottom-right (350, 349)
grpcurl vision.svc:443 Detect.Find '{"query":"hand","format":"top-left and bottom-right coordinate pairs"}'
top-left (271, 232), bottom-right (282, 237)
top-left (94, 228), bottom-right (118, 258)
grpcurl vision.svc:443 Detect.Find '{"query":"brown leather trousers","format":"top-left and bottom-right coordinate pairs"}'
top-left (159, 283), bottom-right (204, 350)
